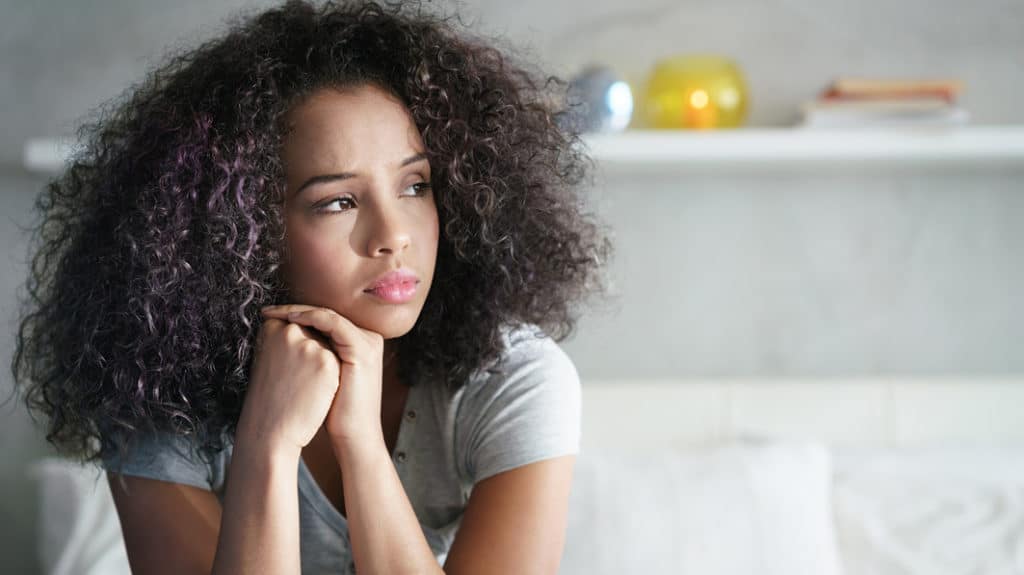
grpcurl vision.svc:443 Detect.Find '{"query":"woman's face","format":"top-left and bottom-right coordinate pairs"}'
top-left (280, 84), bottom-right (439, 339)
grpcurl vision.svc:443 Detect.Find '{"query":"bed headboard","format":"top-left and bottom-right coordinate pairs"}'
top-left (579, 377), bottom-right (1024, 451)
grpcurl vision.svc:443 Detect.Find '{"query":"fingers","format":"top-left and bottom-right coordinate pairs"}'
top-left (261, 305), bottom-right (363, 352)
top-left (294, 323), bottom-right (333, 350)
top-left (261, 304), bottom-right (317, 315)
top-left (293, 309), bottom-right (359, 348)
top-left (261, 315), bottom-right (330, 349)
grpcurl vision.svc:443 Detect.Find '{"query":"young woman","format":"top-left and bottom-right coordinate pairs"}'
top-left (11, 0), bottom-right (611, 573)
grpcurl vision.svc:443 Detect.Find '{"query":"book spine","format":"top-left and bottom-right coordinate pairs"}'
top-left (831, 77), bottom-right (964, 94)
top-left (821, 87), bottom-right (958, 104)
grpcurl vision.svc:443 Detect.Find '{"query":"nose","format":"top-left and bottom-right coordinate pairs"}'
top-left (365, 200), bottom-right (411, 257)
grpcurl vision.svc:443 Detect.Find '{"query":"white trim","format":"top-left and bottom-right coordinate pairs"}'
top-left (24, 126), bottom-right (1024, 174)
top-left (580, 377), bottom-right (1024, 450)
top-left (581, 126), bottom-right (1024, 168)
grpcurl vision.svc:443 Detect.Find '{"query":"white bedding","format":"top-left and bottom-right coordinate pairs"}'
top-left (832, 445), bottom-right (1024, 575)
top-left (28, 459), bottom-right (130, 575)
top-left (28, 441), bottom-right (1024, 575)
top-left (561, 439), bottom-right (844, 575)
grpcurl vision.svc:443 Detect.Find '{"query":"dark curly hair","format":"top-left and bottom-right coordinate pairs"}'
top-left (9, 0), bottom-right (612, 470)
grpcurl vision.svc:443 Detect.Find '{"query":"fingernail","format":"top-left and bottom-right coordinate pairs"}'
top-left (288, 311), bottom-right (301, 319)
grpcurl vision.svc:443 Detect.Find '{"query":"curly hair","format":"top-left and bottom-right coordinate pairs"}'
top-left (9, 0), bottom-right (612, 469)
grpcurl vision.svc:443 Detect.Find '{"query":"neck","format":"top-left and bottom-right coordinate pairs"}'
top-left (383, 338), bottom-right (398, 363)
top-left (382, 339), bottom-right (401, 392)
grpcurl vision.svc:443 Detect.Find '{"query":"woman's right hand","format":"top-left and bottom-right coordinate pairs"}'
top-left (237, 317), bottom-right (341, 454)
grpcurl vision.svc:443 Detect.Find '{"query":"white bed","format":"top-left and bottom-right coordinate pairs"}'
top-left (29, 377), bottom-right (1024, 574)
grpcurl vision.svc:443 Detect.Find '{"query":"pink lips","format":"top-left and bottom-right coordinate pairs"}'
top-left (364, 270), bottom-right (420, 304)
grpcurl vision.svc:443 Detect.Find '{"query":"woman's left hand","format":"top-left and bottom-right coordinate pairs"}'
top-left (260, 304), bottom-right (385, 447)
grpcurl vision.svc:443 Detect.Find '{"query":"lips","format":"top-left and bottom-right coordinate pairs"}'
top-left (366, 269), bottom-right (420, 291)
top-left (363, 269), bottom-right (420, 303)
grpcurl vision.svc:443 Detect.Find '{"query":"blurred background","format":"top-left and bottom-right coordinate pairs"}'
top-left (2, 1), bottom-right (1023, 573)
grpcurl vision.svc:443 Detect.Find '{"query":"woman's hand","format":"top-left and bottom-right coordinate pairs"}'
top-left (260, 304), bottom-right (386, 447)
top-left (238, 316), bottom-right (342, 455)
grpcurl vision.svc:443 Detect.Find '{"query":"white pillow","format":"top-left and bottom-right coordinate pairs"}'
top-left (28, 458), bottom-right (131, 575)
top-left (560, 439), bottom-right (844, 575)
top-left (832, 445), bottom-right (1024, 575)
top-left (32, 441), bottom-right (844, 575)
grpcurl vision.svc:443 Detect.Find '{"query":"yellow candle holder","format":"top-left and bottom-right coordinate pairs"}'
top-left (641, 55), bottom-right (749, 130)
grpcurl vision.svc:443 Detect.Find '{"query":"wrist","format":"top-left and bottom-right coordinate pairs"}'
top-left (235, 418), bottom-right (303, 462)
top-left (329, 426), bottom-right (386, 457)
top-left (231, 436), bottom-right (301, 481)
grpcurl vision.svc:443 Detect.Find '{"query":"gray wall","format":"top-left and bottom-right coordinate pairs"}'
top-left (568, 165), bottom-right (1024, 378)
top-left (2, 0), bottom-right (1022, 572)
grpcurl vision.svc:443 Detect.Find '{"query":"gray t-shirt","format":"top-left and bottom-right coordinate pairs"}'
top-left (100, 324), bottom-right (581, 574)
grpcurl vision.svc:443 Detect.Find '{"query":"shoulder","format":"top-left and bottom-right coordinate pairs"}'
top-left (469, 323), bottom-right (580, 397)
top-left (453, 323), bottom-right (582, 482)
top-left (99, 424), bottom-right (231, 493)
top-left (501, 323), bottom-right (578, 376)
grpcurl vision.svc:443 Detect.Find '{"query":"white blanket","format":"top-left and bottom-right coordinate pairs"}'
top-left (833, 445), bottom-right (1024, 575)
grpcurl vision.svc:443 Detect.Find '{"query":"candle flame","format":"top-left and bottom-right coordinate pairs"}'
top-left (689, 89), bottom-right (710, 109)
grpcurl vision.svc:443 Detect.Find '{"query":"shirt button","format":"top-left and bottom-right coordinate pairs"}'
top-left (395, 451), bottom-right (407, 463)
top-left (405, 409), bottom-right (417, 421)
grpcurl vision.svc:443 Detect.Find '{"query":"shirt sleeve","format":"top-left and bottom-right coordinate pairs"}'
top-left (457, 332), bottom-right (582, 484)
top-left (99, 426), bottom-right (214, 491)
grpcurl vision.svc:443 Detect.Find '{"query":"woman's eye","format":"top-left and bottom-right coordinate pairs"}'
top-left (314, 196), bottom-right (355, 214)
top-left (406, 181), bottom-right (433, 196)
top-left (314, 183), bottom-right (430, 215)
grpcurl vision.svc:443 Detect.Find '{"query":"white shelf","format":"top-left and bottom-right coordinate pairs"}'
top-left (22, 126), bottom-right (1024, 174)
top-left (580, 126), bottom-right (1024, 168)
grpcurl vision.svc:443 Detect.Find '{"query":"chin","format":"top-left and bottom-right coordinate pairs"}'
top-left (348, 304), bottom-right (423, 339)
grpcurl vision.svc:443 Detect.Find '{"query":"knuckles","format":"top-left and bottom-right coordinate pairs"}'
top-left (257, 312), bottom-right (384, 368)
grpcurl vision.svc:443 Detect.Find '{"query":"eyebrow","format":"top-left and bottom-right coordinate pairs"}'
top-left (293, 152), bottom-right (430, 197)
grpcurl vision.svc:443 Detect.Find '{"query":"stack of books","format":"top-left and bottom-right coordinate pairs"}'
top-left (799, 77), bottom-right (968, 128)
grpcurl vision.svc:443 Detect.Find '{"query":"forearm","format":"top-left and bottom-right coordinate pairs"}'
top-left (335, 432), bottom-right (444, 575)
top-left (212, 425), bottom-right (302, 575)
